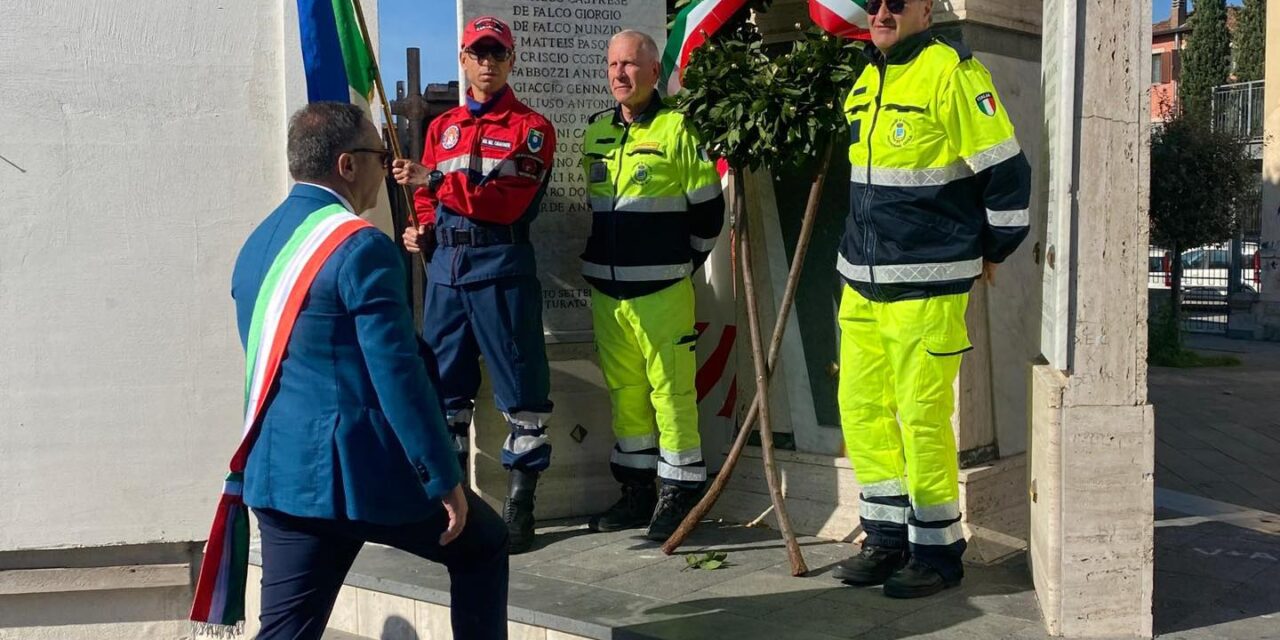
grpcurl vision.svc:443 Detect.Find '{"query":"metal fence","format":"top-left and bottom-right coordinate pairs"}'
top-left (1149, 241), bottom-right (1262, 334)
top-left (1212, 80), bottom-right (1266, 157)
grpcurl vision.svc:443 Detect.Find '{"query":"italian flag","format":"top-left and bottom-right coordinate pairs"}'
top-left (809, 0), bottom-right (872, 40)
top-left (297, 0), bottom-right (376, 110)
top-left (662, 0), bottom-right (751, 96)
top-left (296, 0), bottom-right (397, 235)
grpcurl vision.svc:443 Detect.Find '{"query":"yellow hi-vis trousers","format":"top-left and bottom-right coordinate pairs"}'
top-left (837, 287), bottom-right (970, 571)
top-left (592, 278), bottom-right (705, 488)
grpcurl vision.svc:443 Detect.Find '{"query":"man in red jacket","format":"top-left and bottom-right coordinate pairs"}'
top-left (394, 15), bottom-right (555, 554)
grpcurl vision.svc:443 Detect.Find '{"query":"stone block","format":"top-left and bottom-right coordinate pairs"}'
top-left (414, 600), bottom-right (452, 640)
top-left (356, 589), bottom-right (417, 640)
top-left (1030, 365), bottom-right (1155, 638)
top-left (328, 586), bottom-right (360, 635)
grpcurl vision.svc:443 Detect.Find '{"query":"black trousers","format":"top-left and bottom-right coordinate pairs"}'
top-left (253, 489), bottom-right (508, 640)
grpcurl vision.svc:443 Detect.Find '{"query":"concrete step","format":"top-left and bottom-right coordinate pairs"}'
top-left (322, 630), bottom-right (372, 640)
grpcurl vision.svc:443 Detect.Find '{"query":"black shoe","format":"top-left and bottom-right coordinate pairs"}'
top-left (504, 469), bottom-right (538, 554)
top-left (589, 481), bottom-right (657, 532)
top-left (883, 558), bottom-right (961, 598)
top-left (644, 485), bottom-right (699, 541)
top-left (833, 545), bottom-right (907, 586)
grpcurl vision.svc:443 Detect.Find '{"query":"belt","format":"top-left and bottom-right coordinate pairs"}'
top-left (435, 226), bottom-right (529, 247)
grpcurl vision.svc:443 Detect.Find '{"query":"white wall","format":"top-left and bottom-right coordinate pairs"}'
top-left (0, 0), bottom-right (291, 551)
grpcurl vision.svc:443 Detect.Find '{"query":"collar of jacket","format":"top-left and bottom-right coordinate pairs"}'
top-left (465, 85), bottom-right (514, 118)
top-left (864, 29), bottom-right (933, 66)
top-left (611, 93), bottom-right (664, 126)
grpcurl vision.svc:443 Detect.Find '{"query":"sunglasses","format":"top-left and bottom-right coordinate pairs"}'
top-left (463, 47), bottom-right (513, 63)
top-left (349, 148), bottom-right (391, 169)
top-left (867, 0), bottom-right (913, 15)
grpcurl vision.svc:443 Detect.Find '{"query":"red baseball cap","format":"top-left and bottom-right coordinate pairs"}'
top-left (461, 16), bottom-right (515, 50)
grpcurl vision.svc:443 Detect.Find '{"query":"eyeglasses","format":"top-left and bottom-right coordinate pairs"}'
top-left (349, 148), bottom-right (391, 169)
top-left (463, 47), bottom-right (513, 63)
top-left (867, 0), bottom-right (911, 15)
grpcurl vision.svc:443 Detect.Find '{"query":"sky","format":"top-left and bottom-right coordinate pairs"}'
top-left (374, 0), bottom-right (1243, 90)
top-left (378, 0), bottom-right (460, 92)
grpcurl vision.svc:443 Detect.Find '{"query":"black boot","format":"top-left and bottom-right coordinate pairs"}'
top-left (504, 469), bottom-right (538, 554)
top-left (833, 545), bottom-right (908, 586)
top-left (645, 484), bottom-right (699, 541)
top-left (589, 481), bottom-right (657, 532)
top-left (883, 558), bottom-right (960, 598)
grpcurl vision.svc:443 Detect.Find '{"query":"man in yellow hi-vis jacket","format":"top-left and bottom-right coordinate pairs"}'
top-left (832, 0), bottom-right (1031, 599)
top-left (579, 30), bottom-right (724, 541)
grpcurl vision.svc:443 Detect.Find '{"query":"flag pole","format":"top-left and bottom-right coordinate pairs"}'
top-left (347, 0), bottom-right (429, 269)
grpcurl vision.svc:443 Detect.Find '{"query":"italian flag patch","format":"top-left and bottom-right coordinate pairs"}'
top-left (975, 92), bottom-right (998, 117)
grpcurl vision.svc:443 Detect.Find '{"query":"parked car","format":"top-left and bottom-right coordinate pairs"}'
top-left (1148, 242), bottom-right (1261, 308)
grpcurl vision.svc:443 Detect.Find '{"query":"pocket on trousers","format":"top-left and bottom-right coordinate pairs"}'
top-left (665, 333), bottom-right (698, 394)
top-left (922, 333), bottom-right (973, 358)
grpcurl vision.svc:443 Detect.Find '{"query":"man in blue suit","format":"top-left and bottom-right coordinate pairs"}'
top-left (231, 102), bottom-right (509, 640)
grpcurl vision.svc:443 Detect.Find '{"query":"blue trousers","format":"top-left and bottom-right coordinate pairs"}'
top-left (421, 276), bottom-right (553, 472)
top-left (253, 488), bottom-right (508, 640)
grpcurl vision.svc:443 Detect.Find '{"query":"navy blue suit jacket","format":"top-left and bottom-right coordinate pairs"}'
top-left (231, 184), bottom-right (460, 524)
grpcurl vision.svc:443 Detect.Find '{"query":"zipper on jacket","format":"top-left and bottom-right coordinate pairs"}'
top-left (862, 61), bottom-right (887, 300)
top-left (610, 121), bottom-right (632, 284)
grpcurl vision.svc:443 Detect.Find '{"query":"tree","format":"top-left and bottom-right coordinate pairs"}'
top-left (657, 17), bottom-right (865, 577)
top-left (1231, 0), bottom-right (1266, 82)
top-left (1179, 0), bottom-right (1232, 121)
top-left (1150, 112), bottom-right (1252, 319)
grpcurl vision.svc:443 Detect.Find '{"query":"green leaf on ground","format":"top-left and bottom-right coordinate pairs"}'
top-left (682, 551), bottom-right (730, 571)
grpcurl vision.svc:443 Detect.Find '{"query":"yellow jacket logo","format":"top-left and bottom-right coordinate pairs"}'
top-left (888, 119), bottom-right (913, 147)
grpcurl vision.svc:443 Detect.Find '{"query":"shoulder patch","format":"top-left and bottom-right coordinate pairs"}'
top-left (932, 34), bottom-right (972, 62)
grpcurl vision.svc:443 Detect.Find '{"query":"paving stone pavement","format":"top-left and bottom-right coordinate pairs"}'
top-left (1151, 335), bottom-right (1280, 639)
top-left (300, 334), bottom-right (1280, 640)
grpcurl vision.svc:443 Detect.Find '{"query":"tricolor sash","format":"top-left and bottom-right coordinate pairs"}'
top-left (190, 204), bottom-right (372, 635)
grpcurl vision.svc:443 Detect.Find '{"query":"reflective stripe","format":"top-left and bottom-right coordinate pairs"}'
top-left (860, 501), bottom-right (909, 524)
top-left (908, 521), bottom-right (965, 546)
top-left (503, 433), bottom-right (548, 455)
top-left (660, 447), bottom-right (703, 466)
top-left (912, 501), bottom-right (961, 522)
top-left (447, 408), bottom-right (473, 426)
top-left (687, 181), bottom-right (723, 204)
top-left (503, 411), bottom-right (550, 429)
top-left (611, 448), bottom-right (658, 469)
top-left (582, 260), bottom-right (692, 282)
top-left (590, 195), bottom-right (613, 211)
top-left (986, 208), bottom-right (1029, 228)
top-left (435, 154), bottom-right (520, 178)
top-left (658, 460), bottom-right (707, 482)
top-left (616, 433), bottom-right (658, 452)
top-left (860, 478), bottom-right (906, 498)
top-left (837, 253), bottom-right (983, 284)
top-left (690, 235), bottom-right (717, 252)
top-left (851, 161), bottom-right (972, 187)
top-left (223, 479), bottom-right (243, 497)
top-left (614, 194), bottom-right (688, 213)
top-left (964, 138), bottom-right (1022, 174)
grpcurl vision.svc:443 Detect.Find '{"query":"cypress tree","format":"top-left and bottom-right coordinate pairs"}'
top-left (1179, 0), bottom-right (1232, 122)
top-left (1231, 0), bottom-right (1266, 82)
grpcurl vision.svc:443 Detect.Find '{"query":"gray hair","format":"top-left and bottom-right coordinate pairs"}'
top-left (608, 29), bottom-right (660, 64)
top-left (287, 102), bottom-right (367, 182)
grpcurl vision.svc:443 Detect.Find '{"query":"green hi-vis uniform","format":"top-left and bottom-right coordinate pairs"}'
top-left (837, 32), bottom-right (1031, 579)
top-left (580, 97), bottom-right (724, 488)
